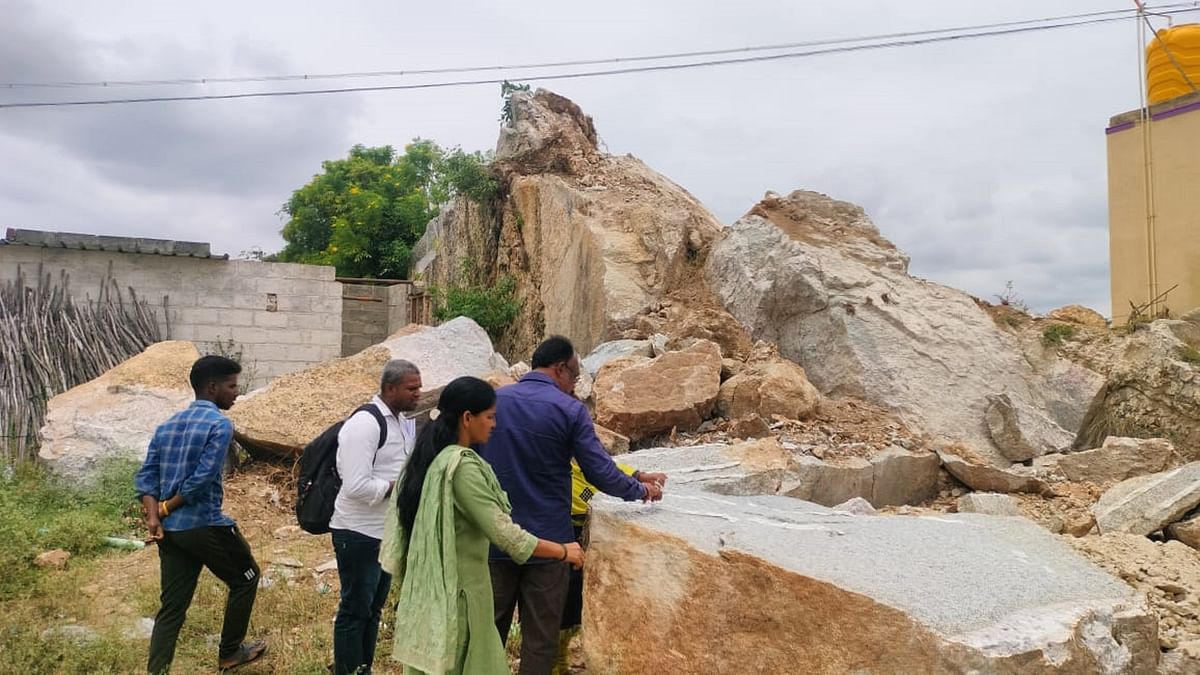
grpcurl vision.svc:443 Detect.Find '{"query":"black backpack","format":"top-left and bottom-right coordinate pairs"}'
top-left (295, 404), bottom-right (388, 535)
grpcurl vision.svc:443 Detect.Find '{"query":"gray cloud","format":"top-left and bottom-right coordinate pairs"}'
top-left (1, 0), bottom-right (1165, 316)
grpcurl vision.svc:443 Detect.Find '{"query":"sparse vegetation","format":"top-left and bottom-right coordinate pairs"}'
top-left (1041, 323), bottom-right (1078, 346)
top-left (993, 281), bottom-right (1030, 313)
top-left (1179, 344), bottom-right (1200, 365)
top-left (0, 458), bottom-right (142, 600)
top-left (204, 336), bottom-right (260, 394)
top-left (432, 261), bottom-right (520, 341)
top-left (500, 81), bottom-right (532, 125)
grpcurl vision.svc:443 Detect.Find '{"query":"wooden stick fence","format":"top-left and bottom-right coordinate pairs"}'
top-left (1, 262), bottom-right (167, 463)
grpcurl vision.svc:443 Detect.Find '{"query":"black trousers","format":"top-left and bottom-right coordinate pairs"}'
top-left (147, 525), bottom-right (260, 674)
top-left (490, 559), bottom-right (569, 675)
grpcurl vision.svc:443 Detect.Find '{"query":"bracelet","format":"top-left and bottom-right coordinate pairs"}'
top-left (159, 502), bottom-right (170, 518)
top-left (558, 543), bottom-right (568, 562)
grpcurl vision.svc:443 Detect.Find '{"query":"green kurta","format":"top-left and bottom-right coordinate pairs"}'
top-left (380, 445), bottom-right (538, 675)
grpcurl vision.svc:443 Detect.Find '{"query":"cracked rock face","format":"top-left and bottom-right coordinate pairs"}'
top-left (705, 190), bottom-right (1100, 465)
top-left (584, 492), bottom-right (1158, 674)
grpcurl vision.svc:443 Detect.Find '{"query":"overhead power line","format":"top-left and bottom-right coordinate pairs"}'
top-left (3, 6), bottom-right (1198, 110)
top-left (5, 4), bottom-right (1196, 91)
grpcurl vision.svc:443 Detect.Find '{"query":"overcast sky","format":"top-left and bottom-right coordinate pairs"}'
top-left (0, 0), bottom-right (1176, 316)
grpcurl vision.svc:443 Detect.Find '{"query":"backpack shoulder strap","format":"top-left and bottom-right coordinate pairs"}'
top-left (352, 404), bottom-right (389, 450)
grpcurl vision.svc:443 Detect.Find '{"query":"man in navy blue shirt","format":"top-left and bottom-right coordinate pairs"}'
top-left (134, 355), bottom-right (266, 674)
top-left (481, 336), bottom-right (663, 674)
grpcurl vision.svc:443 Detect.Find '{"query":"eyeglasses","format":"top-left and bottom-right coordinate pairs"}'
top-left (557, 361), bottom-right (580, 382)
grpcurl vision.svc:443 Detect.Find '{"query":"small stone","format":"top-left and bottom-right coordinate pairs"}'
top-left (1063, 514), bottom-right (1096, 538)
top-left (831, 497), bottom-right (877, 516)
top-left (314, 558), bottom-right (338, 573)
top-left (34, 549), bottom-right (70, 569)
top-left (123, 617), bottom-right (155, 640)
top-left (271, 556), bottom-right (304, 568)
top-left (273, 525), bottom-right (302, 539)
top-left (955, 493), bottom-right (1021, 517)
top-left (40, 625), bottom-right (98, 645)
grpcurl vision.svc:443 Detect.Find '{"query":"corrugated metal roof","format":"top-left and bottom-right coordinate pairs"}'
top-left (1, 228), bottom-right (229, 259)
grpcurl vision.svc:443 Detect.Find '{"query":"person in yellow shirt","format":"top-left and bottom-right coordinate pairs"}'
top-left (554, 460), bottom-right (665, 674)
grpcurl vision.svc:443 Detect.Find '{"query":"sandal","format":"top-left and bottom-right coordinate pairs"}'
top-left (218, 640), bottom-right (268, 671)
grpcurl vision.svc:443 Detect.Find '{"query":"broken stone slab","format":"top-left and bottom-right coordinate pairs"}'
top-left (1034, 437), bottom-right (1174, 484)
top-left (869, 446), bottom-right (940, 507)
top-left (593, 340), bottom-right (722, 441)
top-left (1093, 463), bottom-right (1200, 536)
top-left (584, 492), bottom-right (1159, 674)
top-left (39, 341), bottom-right (200, 481)
top-left (230, 317), bottom-right (508, 456)
top-left (727, 414), bottom-right (771, 440)
top-left (618, 439), bottom-right (792, 497)
top-left (956, 493), bottom-right (1022, 517)
top-left (580, 339), bottom-right (654, 376)
top-left (938, 450), bottom-right (1048, 495)
top-left (985, 394), bottom-right (1046, 462)
top-left (783, 456), bottom-right (874, 507)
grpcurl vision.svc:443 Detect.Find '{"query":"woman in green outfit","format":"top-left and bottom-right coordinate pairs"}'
top-left (380, 376), bottom-right (584, 674)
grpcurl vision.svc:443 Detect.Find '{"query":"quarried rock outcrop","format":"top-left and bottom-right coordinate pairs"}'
top-left (592, 340), bottom-right (721, 440)
top-left (585, 493), bottom-right (1158, 673)
top-left (229, 317), bottom-right (508, 456)
top-left (705, 190), bottom-right (1100, 465)
top-left (39, 341), bottom-right (199, 480)
top-left (1076, 319), bottom-right (1200, 456)
top-left (412, 89), bottom-right (723, 359)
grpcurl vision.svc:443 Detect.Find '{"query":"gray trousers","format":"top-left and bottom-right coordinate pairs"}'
top-left (490, 559), bottom-right (569, 675)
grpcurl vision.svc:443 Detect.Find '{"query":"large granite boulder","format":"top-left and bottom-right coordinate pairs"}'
top-left (412, 89), bottom-right (723, 360)
top-left (39, 341), bottom-right (199, 481)
top-left (584, 493), bottom-right (1158, 673)
top-left (592, 340), bottom-right (722, 440)
top-left (715, 355), bottom-right (820, 422)
top-left (229, 317), bottom-right (508, 456)
top-left (705, 190), bottom-right (1102, 465)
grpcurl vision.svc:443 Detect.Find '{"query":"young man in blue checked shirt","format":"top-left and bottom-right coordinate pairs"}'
top-left (134, 355), bottom-right (267, 674)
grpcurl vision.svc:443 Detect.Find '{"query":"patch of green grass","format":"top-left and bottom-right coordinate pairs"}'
top-left (0, 458), bottom-right (142, 600)
top-left (1041, 323), bottom-right (1078, 347)
top-left (1179, 345), bottom-right (1200, 365)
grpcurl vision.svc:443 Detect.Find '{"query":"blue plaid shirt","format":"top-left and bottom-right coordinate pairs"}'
top-left (134, 400), bottom-right (236, 531)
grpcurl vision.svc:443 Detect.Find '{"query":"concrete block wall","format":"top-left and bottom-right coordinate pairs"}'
top-left (340, 282), bottom-right (391, 357)
top-left (0, 247), bottom-right (341, 389)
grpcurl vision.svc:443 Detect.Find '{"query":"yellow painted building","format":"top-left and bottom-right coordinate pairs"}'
top-left (1107, 91), bottom-right (1200, 323)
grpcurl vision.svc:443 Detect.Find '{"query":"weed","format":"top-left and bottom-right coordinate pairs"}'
top-left (1179, 345), bottom-right (1200, 365)
top-left (1041, 323), bottom-right (1077, 347)
top-left (994, 281), bottom-right (1030, 313)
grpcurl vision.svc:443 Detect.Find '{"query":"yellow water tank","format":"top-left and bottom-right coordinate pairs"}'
top-left (1147, 24), bottom-right (1200, 104)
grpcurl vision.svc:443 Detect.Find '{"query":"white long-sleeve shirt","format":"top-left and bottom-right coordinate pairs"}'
top-left (329, 395), bottom-right (415, 539)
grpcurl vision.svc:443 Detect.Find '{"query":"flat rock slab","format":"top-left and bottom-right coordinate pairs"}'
top-left (1036, 437), bottom-right (1174, 484)
top-left (585, 492), bottom-right (1158, 674)
top-left (1093, 462), bottom-right (1200, 536)
top-left (940, 450), bottom-right (1048, 495)
top-left (619, 439), bottom-right (792, 496)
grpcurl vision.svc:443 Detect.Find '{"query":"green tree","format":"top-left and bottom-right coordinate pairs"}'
top-left (278, 141), bottom-right (446, 278)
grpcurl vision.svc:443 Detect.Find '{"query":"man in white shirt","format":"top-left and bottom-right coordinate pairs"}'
top-left (330, 359), bottom-right (421, 675)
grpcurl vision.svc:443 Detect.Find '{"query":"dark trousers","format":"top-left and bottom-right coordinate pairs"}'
top-left (332, 528), bottom-right (392, 675)
top-left (561, 526), bottom-right (586, 629)
top-left (491, 559), bottom-right (569, 675)
top-left (147, 525), bottom-right (260, 674)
